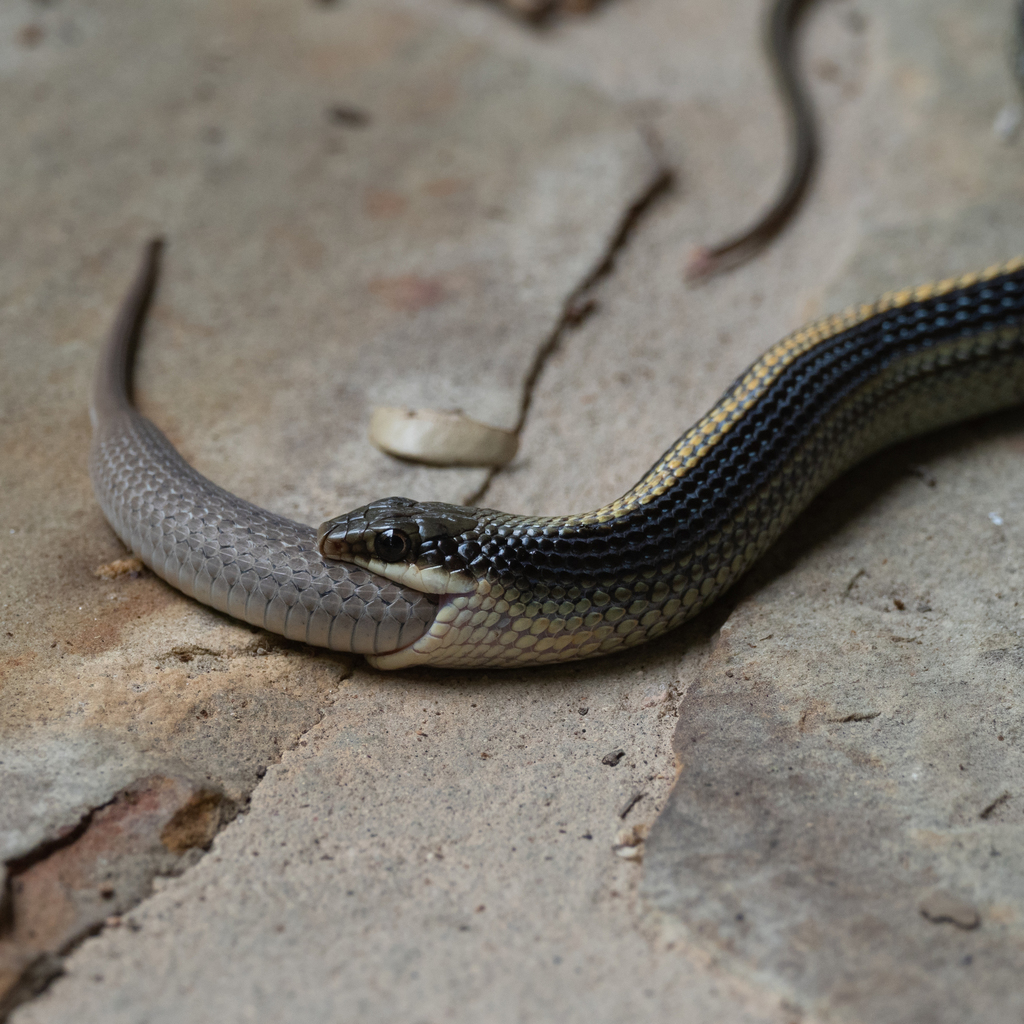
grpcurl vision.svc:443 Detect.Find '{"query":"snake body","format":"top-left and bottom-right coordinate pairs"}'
top-left (90, 241), bottom-right (439, 657)
top-left (320, 258), bottom-right (1024, 668)
top-left (89, 243), bottom-right (1024, 669)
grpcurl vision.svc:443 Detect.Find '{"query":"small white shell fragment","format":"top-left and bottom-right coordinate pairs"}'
top-left (613, 843), bottom-right (643, 860)
top-left (613, 825), bottom-right (645, 859)
top-left (369, 406), bottom-right (518, 467)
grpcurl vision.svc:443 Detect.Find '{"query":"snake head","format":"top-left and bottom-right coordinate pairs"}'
top-left (317, 496), bottom-right (483, 595)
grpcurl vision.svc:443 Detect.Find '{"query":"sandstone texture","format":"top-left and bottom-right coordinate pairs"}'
top-left (2, 0), bottom-right (1023, 1021)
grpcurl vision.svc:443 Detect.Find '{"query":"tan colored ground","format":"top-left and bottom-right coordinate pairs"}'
top-left (2, 0), bottom-right (1023, 1021)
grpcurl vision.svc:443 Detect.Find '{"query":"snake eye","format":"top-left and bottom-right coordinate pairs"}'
top-left (374, 528), bottom-right (412, 563)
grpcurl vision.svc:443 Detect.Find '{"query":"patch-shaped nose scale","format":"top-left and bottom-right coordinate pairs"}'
top-left (317, 514), bottom-right (366, 560)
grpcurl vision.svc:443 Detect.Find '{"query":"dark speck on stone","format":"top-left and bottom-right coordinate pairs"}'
top-left (328, 104), bottom-right (370, 127)
top-left (602, 748), bottom-right (625, 767)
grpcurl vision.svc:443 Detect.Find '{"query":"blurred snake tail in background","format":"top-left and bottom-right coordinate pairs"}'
top-left (92, 242), bottom-right (1024, 669)
top-left (686, 0), bottom-right (819, 280)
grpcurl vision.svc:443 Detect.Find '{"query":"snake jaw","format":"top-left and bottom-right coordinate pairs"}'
top-left (351, 557), bottom-right (475, 596)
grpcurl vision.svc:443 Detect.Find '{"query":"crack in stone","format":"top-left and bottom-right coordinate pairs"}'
top-left (980, 791), bottom-right (1011, 820)
top-left (0, 778), bottom-right (238, 1022)
top-left (465, 163), bottom-right (673, 508)
top-left (827, 710), bottom-right (881, 723)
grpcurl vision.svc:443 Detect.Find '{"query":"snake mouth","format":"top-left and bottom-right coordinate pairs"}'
top-left (368, 559), bottom-right (476, 595)
top-left (325, 539), bottom-right (476, 597)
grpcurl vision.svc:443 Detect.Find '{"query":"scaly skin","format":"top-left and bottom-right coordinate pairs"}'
top-left (91, 244), bottom-right (1024, 670)
top-left (320, 260), bottom-right (1024, 669)
top-left (90, 241), bottom-right (439, 659)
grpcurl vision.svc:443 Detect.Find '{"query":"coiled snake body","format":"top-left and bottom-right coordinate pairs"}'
top-left (91, 242), bottom-right (1024, 669)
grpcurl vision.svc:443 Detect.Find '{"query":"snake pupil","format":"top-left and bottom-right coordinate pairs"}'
top-left (374, 528), bottom-right (411, 563)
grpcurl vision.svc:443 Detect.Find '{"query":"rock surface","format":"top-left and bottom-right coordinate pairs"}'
top-left (3, 0), bottom-right (1024, 1021)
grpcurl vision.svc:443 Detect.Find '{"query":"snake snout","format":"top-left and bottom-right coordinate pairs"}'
top-left (318, 528), bottom-right (353, 561)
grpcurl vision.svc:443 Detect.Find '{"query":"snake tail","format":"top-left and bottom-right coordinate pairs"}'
top-left (686, 0), bottom-right (819, 280)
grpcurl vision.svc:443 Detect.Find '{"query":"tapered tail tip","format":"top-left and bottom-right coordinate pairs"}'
top-left (684, 245), bottom-right (719, 281)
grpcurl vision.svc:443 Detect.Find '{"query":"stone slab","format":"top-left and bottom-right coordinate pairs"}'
top-left (0, 0), bottom-right (667, 1012)
top-left (424, 0), bottom-right (1024, 1020)
top-left (5, 0), bottom-right (1024, 1021)
top-left (12, 640), bottom-right (791, 1024)
top-left (0, 0), bottom-right (658, 851)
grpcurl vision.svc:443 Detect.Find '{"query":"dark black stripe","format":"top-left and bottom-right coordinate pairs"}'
top-left (491, 269), bottom-right (1024, 587)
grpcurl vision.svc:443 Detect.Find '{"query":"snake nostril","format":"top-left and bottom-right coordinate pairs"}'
top-left (320, 534), bottom-right (350, 559)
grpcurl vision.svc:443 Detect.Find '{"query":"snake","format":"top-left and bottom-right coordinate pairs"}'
top-left (91, 240), bottom-right (1024, 669)
top-left (90, 240), bottom-right (440, 661)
